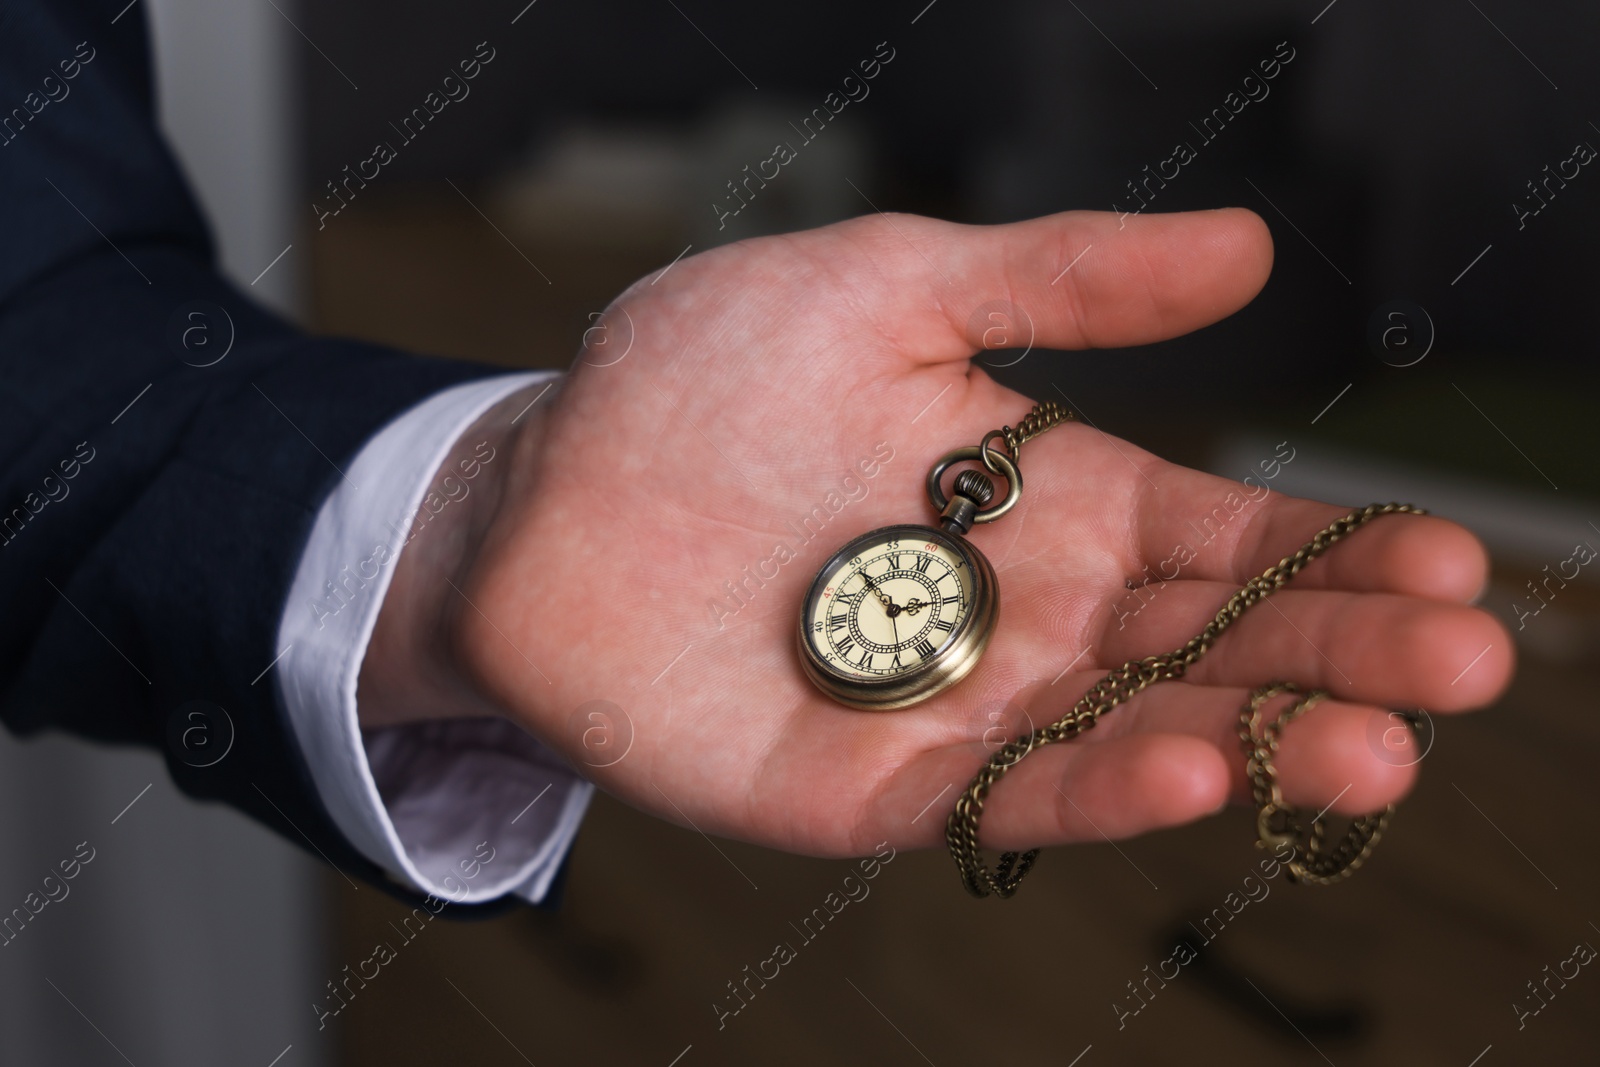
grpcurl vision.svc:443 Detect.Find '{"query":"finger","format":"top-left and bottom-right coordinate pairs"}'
top-left (822, 207), bottom-right (1274, 359)
top-left (872, 730), bottom-right (1230, 851)
top-left (1057, 679), bottom-right (1422, 814)
top-left (1123, 464), bottom-right (1489, 602)
top-left (1094, 581), bottom-right (1515, 710)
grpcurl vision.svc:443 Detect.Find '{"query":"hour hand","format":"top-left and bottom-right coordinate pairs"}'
top-left (860, 572), bottom-right (894, 611)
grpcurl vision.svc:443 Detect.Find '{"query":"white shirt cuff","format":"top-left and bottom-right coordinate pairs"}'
top-left (274, 370), bottom-right (590, 905)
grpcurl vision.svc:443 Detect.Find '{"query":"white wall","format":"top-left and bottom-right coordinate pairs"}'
top-left (147, 0), bottom-right (301, 315)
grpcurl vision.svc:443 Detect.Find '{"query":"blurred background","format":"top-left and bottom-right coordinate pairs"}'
top-left (3, 0), bottom-right (1598, 1063)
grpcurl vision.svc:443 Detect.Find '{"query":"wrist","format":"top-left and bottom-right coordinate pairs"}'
top-left (356, 378), bottom-right (557, 730)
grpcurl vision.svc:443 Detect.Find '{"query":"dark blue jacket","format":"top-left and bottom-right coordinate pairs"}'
top-left (0, 0), bottom-right (552, 913)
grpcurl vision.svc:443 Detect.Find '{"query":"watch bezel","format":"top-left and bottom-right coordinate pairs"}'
top-left (796, 523), bottom-right (999, 710)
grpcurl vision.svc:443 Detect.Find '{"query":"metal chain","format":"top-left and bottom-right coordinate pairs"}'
top-left (1003, 400), bottom-right (1075, 459)
top-left (944, 473), bottom-right (1427, 898)
top-left (1239, 683), bottom-right (1392, 885)
top-left (981, 400), bottom-right (1074, 476)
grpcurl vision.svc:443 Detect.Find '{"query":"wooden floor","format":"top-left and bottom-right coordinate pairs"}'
top-left (313, 185), bottom-right (1600, 1066)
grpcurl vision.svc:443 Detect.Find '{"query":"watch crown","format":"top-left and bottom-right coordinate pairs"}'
top-left (953, 469), bottom-right (995, 506)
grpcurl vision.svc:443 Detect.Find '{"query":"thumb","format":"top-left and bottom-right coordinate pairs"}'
top-left (822, 207), bottom-right (1274, 362)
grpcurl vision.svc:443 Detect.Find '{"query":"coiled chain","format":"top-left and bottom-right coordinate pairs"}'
top-left (1240, 683), bottom-right (1393, 885)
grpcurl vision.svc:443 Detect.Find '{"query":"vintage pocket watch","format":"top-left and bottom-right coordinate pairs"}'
top-left (797, 404), bottom-right (1071, 710)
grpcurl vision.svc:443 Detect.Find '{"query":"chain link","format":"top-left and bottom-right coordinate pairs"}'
top-left (942, 407), bottom-right (1425, 900)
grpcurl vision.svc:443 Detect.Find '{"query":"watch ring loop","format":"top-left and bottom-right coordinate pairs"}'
top-left (926, 446), bottom-right (1022, 524)
top-left (979, 430), bottom-right (1010, 476)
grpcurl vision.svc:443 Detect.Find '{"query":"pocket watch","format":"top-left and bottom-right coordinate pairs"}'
top-left (797, 403), bottom-right (1073, 710)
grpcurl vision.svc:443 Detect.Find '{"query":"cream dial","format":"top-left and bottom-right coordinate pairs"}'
top-left (805, 532), bottom-right (974, 679)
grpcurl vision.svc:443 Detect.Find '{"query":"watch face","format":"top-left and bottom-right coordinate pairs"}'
top-left (798, 524), bottom-right (998, 709)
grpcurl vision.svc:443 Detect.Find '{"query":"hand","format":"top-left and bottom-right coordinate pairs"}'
top-left (363, 207), bottom-right (1514, 861)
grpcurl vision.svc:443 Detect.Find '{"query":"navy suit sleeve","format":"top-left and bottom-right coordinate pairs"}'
top-left (0, 0), bottom-right (549, 915)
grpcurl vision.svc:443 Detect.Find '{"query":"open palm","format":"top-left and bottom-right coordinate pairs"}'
top-left (452, 207), bottom-right (1513, 860)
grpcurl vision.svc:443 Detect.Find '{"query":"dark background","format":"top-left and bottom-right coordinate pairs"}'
top-left (300, 0), bottom-right (1600, 490)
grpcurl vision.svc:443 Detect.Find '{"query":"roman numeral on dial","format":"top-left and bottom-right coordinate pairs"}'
top-left (913, 638), bottom-right (937, 659)
top-left (933, 618), bottom-right (954, 632)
